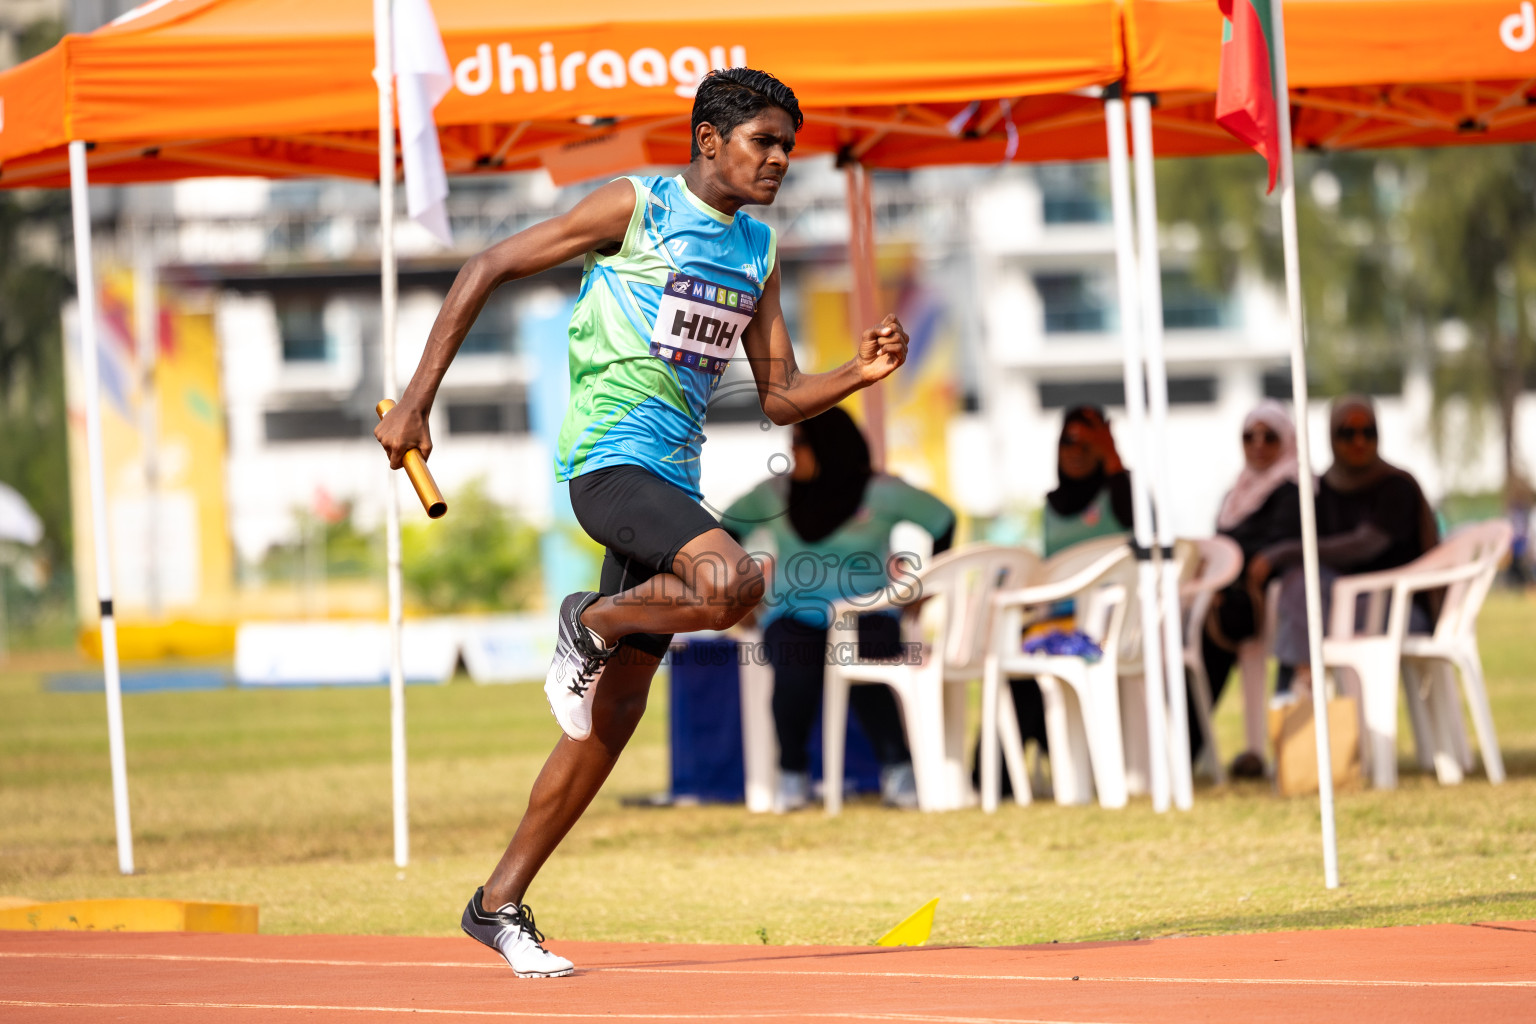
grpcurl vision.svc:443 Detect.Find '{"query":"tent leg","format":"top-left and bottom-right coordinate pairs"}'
top-left (1130, 94), bottom-right (1194, 811)
top-left (70, 140), bottom-right (135, 876)
top-left (375, 0), bottom-right (409, 870)
top-left (843, 158), bottom-right (886, 471)
top-left (1270, 1), bottom-right (1339, 889)
top-left (1105, 91), bottom-right (1170, 813)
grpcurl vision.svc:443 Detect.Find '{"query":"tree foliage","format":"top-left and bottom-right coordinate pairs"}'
top-left (0, 17), bottom-right (72, 572)
top-left (402, 479), bottom-right (543, 614)
top-left (0, 190), bottom-right (73, 567)
top-left (1406, 146), bottom-right (1536, 491)
top-left (1157, 143), bottom-right (1536, 491)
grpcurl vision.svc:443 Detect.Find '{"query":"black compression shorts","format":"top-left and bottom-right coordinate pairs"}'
top-left (567, 464), bottom-right (722, 658)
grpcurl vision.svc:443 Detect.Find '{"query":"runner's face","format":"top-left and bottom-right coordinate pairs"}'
top-left (714, 108), bottom-right (795, 205)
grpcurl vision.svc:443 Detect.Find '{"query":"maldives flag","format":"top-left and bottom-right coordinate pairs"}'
top-left (1216, 0), bottom-right (1281, 192)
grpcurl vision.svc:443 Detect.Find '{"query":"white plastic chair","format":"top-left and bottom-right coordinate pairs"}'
top-left (1321, 520), bottom-right (1511, 788)
top-left (1398, 521), bottom-right (1510, 786)
top-left (822, 543), bottom-right (1039, 814)
top-left (1234, 579), bottom-right (1281, 771)
top-left (735, 625), bottom-right (778, 813)
top-left (981, 537), bottom-right (1135, 810)
top-left (1178, 536), bottom-right (1244, 784)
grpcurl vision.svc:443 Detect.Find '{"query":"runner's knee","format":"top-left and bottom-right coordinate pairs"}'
top-left (707, 560), bottom-right (764, 630)
top-left (677, 550), bottom-right (764, 630)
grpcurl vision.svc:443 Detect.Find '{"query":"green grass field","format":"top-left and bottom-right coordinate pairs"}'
top-left (3, 593), bottom-right (1534, 946)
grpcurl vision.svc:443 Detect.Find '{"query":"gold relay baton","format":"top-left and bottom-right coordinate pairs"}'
top-left (376, 399), bottom-right (448, 519)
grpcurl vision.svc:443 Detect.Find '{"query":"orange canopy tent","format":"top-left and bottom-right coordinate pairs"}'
top-left (1125, 0), bottom-right (1536, 157)
top-left (2, 0), bottom-right (1154, 875)
top-left (0, 0), bottom-right (1124, 188)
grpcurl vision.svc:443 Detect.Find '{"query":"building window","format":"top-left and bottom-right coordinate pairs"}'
top-left (1166, 376), bottom-right (1219, 404)
top-left (269, 181), bottom-right (325, 212)
top-left (460, 292), bottom-right (516, 355)
top-left (1161, 269), bottom-right (1236, 329)
top-left (1038, 163), bottom-right (1110, 225)
top-left (1038, 380), bottom-right (1125, 409)
top-left (1038, 376), bottom-right (1218, 409)
top-left (277, 299), bottom-right (331, 362)
top-left (446, 398), bottom-right (530, 435)
top-left (264, 407), bottom-right (370, 441)
top-left (1036, 273), bottom-right (1115, 334)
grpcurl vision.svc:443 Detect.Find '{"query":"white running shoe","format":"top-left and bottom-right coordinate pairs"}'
top-left (461, 888), bottom-right (574, 978)
top-left (545, 591), bottom-right (614, 741)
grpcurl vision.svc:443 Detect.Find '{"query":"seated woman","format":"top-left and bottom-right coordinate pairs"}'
top-left (1043, 405), bottom-right (1133, 556)
top-left (722, 407), bottom-right (955, 812)
top-left (1196, 401), bottom-right (1301, 776)
top-left (986, 405), bottom-right (1134, 795)
top-left (1258, 395), bottom-right (1439, 694)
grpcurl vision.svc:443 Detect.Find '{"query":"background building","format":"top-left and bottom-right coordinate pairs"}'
top-left (62, 154), bottom-right (1536, 614)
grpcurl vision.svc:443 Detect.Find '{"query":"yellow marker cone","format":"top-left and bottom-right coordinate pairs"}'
top-left (876, 897), bottom-right (939, 947)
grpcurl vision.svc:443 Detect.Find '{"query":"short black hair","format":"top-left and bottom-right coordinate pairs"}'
top-left (690, 68), bottom-right (803, 161)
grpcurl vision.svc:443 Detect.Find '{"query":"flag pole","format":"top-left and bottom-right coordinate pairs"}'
top-left (1269, 0), bottom-right (1339, 889)
top-left (374, 0), bottom-right (409, 870)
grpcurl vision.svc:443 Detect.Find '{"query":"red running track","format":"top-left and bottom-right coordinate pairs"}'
top-left (2, 921), bottom-right (1533, 1022)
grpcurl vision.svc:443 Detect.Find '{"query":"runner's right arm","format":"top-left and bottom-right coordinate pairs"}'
top-left (740, 263), bottom-right (908, 426)
top-left (374, 180), bottom-right (638, 470)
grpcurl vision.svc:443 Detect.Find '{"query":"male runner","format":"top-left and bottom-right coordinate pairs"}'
top-left (375, 67), bottom-right (909, 978)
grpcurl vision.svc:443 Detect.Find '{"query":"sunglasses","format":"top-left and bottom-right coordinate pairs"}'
top-left (1334, 425), bottom-right (1378, 442)
top-left (1242, 429), bottom-right (1280, 446)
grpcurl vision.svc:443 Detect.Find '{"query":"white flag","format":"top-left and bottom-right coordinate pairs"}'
top-left (392, 0), bottom-right (453, 245)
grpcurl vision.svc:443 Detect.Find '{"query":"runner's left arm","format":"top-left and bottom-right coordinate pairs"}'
top-left (739, 263), bottom-right (908, 425)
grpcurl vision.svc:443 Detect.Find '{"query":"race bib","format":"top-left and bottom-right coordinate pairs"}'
top-left (649, 272), bottom-right (756, 375)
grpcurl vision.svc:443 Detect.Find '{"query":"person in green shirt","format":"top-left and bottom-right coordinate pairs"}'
top-left (984, 404), bottom-right (1135, 798)
top-left (1043, 404), bottom-right (1133, 557)
top-left (722, 407), bottom-right (955, 811)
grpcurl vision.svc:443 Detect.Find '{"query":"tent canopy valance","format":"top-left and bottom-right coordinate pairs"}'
top-left (0, 0), bottom-right (1123, 189)
top-left (1126, 0), bottom-right (1536, 158)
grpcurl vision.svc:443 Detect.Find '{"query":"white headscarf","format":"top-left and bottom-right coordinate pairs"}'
top-left (1217, 400), bottom-right (1299, 531)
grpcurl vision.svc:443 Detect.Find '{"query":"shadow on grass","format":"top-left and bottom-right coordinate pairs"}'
top-left (1097, 890), bottom-right (1536, 941)
top-left (1494, 750), bottom-right (1536, 779)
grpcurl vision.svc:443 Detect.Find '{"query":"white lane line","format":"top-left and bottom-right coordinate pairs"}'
top-left (1, 951), bottom-right (1532, 989)
top-left (603, 967), bottom-right (1536, 989)
top-left (0, 1000), bottom-right (1116, 1024)
top-left (0, 950), bottom-right (499, 970)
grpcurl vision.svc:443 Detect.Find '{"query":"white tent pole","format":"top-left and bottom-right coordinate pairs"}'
top-left (70, 140), bottom-right (134, 876)
top-left (375, 0), bottom-right (409, 870)
top-left (1129, 94), bottom-right (1194, 811)
top-left (1105, 90), bottom-right (1170, 813)
top-left (1270, 0), bottom-right (1339, 889)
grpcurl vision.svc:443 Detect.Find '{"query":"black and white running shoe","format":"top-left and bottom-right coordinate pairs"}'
top-left (461, 887), bottom-right (574, 978)
top-left (544, 591), bottom-right (614, 741)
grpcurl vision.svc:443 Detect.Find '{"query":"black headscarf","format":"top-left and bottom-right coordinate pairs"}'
top-left (1046, 405), bottom-right (1108, 517)
top-left (788, 407), bottom-right (873, 543)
